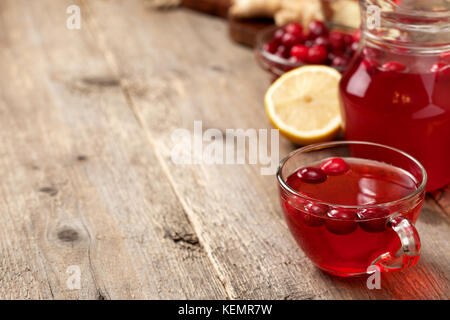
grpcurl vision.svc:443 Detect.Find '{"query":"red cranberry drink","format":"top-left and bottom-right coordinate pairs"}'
top-left (339, 1), bottom-right (450, 191)
top-left (277, 142), bottom-right (426, 277)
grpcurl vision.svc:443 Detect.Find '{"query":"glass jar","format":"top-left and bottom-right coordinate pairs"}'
top-left (339, 0), bottom-right (450, 191)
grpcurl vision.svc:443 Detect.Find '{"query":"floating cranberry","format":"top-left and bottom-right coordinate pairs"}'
top-left (275, 45), bottom-right (290, 58)
top-left (382, 61), bottom-right (407, 72)
top-left (264, 40), bottom-right (279, 54)
top-left (308, 20), bottom-right (327, 39)
top-left (302, 202), bottom-right (328, 227)
top-left (358, 207), bottom-right (390, 233)
top-left (320, 157), bottom-right (349, 175)
top-left (361, 58), bottom-right (379, 75)
top-left (308, 45), bottom-right (328, 64)
top-left (296, 167), bottom-right (327, 184)
top-left (326, 208), bottom-right (358, 235)
top-left (290, 44), bottom-right (309, 62)
top-left (430, 61), bottom-right (450, 79)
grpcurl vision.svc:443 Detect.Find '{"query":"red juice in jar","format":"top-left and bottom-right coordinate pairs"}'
top-left (282, 157), bottom-right (423, 276)
top-left (339, 0), bottom-right (450, 191)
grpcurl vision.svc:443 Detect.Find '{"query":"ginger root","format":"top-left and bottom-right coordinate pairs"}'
top-left (230, 0), bottom-right (360, 28)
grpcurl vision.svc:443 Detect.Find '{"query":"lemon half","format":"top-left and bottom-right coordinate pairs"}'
top-left (265, 65), bottom-right (342, 145)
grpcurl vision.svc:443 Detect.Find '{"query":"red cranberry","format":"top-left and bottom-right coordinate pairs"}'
top-left (302, 202), bottom-right (328, 227)
top-left (343, 34), bottom-right (354, 46)
top-left (275, 45), bottom-right (290, 58)
top-left (320, 157), bottom-right (349, 175)
top-left (352, 29), bottom-right (362, 42)
top-left (308, 20), bottom-right (327, 39)
top-left (281, 33), bottom-right (302, 48)
top-left (361, 58), bottom-right (379, 75)
top-left (273, 29), bottom-right (285, 43)
top-left (326, 208), bottom-right (358, 235)
top-left (307, 45), bottom-right (328, 64)
top-left (329, 31), bottom-right (345, 52)
top-left (264, 40), bottom-right (279, 54)
top-left (314, 36), bottom-right (331, 49)
top-left (296, 167), bottom-right (327, 184)
top-left (332, 55), bottom-right (350, 70)
top-left (358, 207), bottom-right (390, 233)
top-left (430, 61), bottom-right (450, 79)
top-left (285, 23), bottom-right (304, 38)
top-left (382, 61), bottom-right (407, 72)
top-left (290, 44), bottom-right (309, 62)
top-left (350, 41), bottom-right (359, 53)
top-left (283, 195), bottom-right (305, 216)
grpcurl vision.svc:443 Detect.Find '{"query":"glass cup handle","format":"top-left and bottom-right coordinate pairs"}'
top-left (371, 216), bottom-right (421, 272)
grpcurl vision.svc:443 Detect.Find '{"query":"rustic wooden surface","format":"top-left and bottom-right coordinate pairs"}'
top-left (0, 0), bottom-right (448, 300)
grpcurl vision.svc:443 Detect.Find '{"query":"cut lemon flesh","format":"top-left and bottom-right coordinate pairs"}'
top-left (265, 65), bottom-right (342, 145)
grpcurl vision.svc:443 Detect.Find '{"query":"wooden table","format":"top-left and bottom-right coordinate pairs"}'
top-left (0, 0), bottom-right (448, 300)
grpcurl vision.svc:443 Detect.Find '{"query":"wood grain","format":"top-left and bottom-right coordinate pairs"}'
top-left (0, 0), bottom-right (225, 299)
top-left (0, 0), bottom-right (448, 300)
top-left (82, 0), bottom-right (450, 299)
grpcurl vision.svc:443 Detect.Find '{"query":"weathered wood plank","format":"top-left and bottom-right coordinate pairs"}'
top-left (0, 0), bottom-right (226, 299)
top-left (84, 0), bottom-right (450, 299)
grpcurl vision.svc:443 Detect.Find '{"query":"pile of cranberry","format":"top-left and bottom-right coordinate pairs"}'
top-left (263, 20), bottom-right (360, 71)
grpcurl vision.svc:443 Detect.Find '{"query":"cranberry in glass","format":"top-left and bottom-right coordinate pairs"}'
top-left (308, 20), bottom-right (327, 39)
top-left (358, 207), bottom-right (390, 233)
top-left (326, 208), bottom-right (358, 235)
top-left (273, 29), bottom-right (285, 43)
top-left (264, 40), bottom-right (278, 54)
top-left (329, 31), bottom-right (345, 52)
top-left (361, 58), bottom-right (379, 75)
top-left (314, 36), bottom-right (330, 49)
top-left (302, 202), bottom-right (328, 227)
top-left (276, 45), bottom-right (290, 58)
top-left (296, 167), bottom-right (327, 184)
top-left (320, 157), bottom-right (349, 175)
top-left (290, 44), bottom-right (309, 62)
top-left (285, 23), bottom-right (304, 38)
top-left (308, 45), bottom-right (328, 64)
top-left (431, 61), bottom-right (450, 79)
top-left (281, 33), bottom-right (301, 48)
top-left (382, 61), bottom-right (407, 72)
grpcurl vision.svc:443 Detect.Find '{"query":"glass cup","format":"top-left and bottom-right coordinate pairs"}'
top-left (277, 141), bottom-right (427, 277)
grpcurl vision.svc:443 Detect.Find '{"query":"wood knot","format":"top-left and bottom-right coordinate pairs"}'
top-left (81, 76), bottom-right (120, 87)
top-left (39, 187), bottom-right (58, 196)
top-left (57, 228), bottom-right (79, 242)
top-left (77, 155), bottom-right (88, 162)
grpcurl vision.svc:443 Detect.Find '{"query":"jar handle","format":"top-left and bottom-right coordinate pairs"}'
top-left (371, 216), bottom-right (421, 272)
